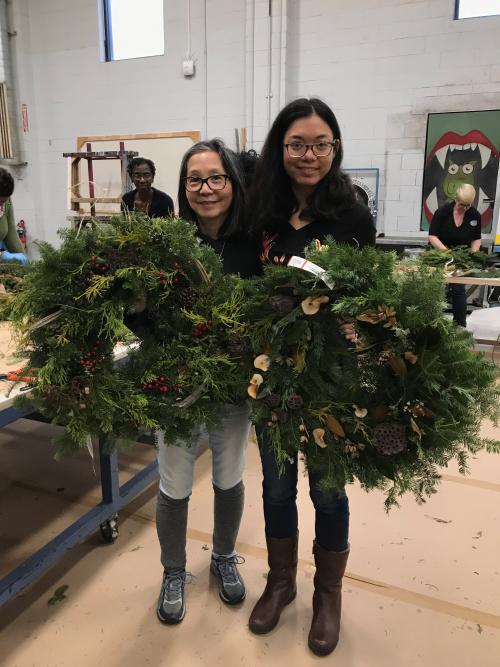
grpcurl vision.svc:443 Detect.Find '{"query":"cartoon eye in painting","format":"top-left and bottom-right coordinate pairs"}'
top-left (462, 163), bottom-right (474, 175)
top-left (448, 163), bottom-right (459, 175)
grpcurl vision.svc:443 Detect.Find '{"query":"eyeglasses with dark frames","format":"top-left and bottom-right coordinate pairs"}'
top-left (283, 139), bottom-right (339, 158)
top-left (184, 174), bottom-right (230, 192)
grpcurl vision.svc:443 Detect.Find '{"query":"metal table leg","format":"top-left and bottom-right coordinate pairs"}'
top-left (0, 432), bottom-right (158, 607)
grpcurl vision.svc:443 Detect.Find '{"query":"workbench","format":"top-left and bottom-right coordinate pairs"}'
top-left (0, 327), bottom-right (159, 607)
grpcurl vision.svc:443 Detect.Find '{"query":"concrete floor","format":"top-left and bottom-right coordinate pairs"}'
top-left (0, 414), bottom-right (499, 667)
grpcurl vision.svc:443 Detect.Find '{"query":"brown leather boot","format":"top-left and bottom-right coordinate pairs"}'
top-left (248, 534), bottom-right (298, 634)
top-left (308, 541), bottom-right (349, 656)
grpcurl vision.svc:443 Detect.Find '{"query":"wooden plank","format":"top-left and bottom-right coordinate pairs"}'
top-left (70, 196), bottom-right (122, 204)
top-left (76, 131), bottom-right (201, 150)
top-left (474, 338), bottom-right (500, 346)
top-left (444, 276), bottom-right (500, 287)
top-left (63, 151), bottom-right (138, 158)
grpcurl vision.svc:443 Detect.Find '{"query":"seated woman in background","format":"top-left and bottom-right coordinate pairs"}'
top-left (121, 157), bottom-right (174, 218)
top-left (0, 167), bottom-right (29, 264)
top-left (428, 183), bottom-right (481, 327)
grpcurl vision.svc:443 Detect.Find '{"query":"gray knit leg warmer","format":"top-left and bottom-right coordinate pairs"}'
top-left (156, 490), bottom-right (189, 572)
top-left (212, 480), bottom-right (245, 557)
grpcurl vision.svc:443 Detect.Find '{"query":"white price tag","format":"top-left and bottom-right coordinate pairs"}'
top-left (287, 256), bottom-right (334, 289)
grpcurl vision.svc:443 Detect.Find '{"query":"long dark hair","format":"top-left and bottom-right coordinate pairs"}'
top-left (249, 97), bottom-right (356, 236)
top-left (0, 167), bottom-right (14, 197)
top-left (177, 139), bottom-right (246, 240)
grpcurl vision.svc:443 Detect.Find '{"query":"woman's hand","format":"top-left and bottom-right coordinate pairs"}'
top-left (338, 318), bottom-right (360, 346)
top-left (130, 293), bottom-right (147, 314)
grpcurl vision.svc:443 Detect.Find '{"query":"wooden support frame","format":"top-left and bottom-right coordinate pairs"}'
top-left (67, 131), bottom-right (201, 226)
top-left (76, 131), bottom-right (201, 151)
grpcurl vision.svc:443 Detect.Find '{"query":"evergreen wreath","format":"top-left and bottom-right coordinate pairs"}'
top-left (419, 246), bottom-right (498, 277)
top-left (0, 261), bottom-right (31, 320)
top-left (9, 215), bottom-right (245, 456)
top-left (241, 241), bottom-right (500, 509)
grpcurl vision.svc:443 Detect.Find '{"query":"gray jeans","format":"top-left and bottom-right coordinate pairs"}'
top-left (156, 403), bottom-right (251, 571)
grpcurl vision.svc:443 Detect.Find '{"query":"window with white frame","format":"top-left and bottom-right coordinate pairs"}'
top-left (455, 0), bottom-right (500, 19)
top-left (102, 0), bottom-right (164, 62)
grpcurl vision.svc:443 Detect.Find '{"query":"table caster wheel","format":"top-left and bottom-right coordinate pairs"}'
top-left (100, 514), bottom-right (118, 543)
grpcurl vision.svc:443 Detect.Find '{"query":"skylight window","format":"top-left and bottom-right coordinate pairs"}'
top-left (102, 0), bottom-right (164, 61)
top-left (455, 0), bottom-right (500, 19)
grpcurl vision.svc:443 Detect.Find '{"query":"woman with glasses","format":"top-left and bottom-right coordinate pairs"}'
top-left (121, 157), bottom-right (174, 218)
top-left (155, 139), bottom-right (260, 626)
top-left (247, 98), bottom-right (375, 657)
top-left (428, 184), bottom-right (481, 327)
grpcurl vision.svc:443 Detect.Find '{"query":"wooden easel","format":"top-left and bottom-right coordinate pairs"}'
top-left (64, 143), bottom-right (138, 227)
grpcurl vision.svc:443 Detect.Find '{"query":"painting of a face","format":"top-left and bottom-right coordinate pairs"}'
top-left (421, 118), bottom-right (500, 232)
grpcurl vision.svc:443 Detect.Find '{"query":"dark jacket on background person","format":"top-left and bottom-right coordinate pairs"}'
top-left (428, 202), bottom-right (481, 248)
top-left (121, 188), bottom-right (174, 219)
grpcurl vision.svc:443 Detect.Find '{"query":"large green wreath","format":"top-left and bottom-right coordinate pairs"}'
top-left (240, 242), bottom-right (500, 508)
top-left (9, 215), bottom-right (245, 455)
top-left (7, 220), bottom-right (500, 509)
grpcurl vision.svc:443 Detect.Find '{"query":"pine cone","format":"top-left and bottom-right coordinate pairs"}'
top-left (274, 409), bottom-right (289, 423)
top-left (270, 294), bottom-right (295, 316)
top-left (286, 394), bottom-right (304, 410)
top-left (105, 248), bottom-right (135, 272)
top-left (373, 422), bottom-right (407, 456)
top-left (264, 393), bottom-right (281, 408)
top-left (71, 375), bottom-right (92, 395)
top-left (175, 287), bottom-right (197, 309)
top-left (227, 336), bottom-right (251, 357)
top-left (76, 270), bottom-right (93, 291)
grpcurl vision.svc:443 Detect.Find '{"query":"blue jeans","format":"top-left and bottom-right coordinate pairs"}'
top-left (257, 427), bottom-right (349, 552)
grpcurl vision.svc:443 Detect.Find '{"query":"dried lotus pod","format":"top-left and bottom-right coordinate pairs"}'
top-left (373, 422), bottom-right (407, 456)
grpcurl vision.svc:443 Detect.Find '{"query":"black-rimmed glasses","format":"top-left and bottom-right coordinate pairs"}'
top-left (284, 140), bottom-right (339, 158)
top-left (184, 174), bottom-right (230, 192)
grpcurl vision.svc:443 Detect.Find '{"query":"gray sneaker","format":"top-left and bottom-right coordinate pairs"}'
top-left (210, 555), bottom-right (246, 605)
top-left (156, 570), bottom-right (189, 624)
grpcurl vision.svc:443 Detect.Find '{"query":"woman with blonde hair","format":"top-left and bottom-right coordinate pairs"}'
top-left (428, 183), bottom-right (481, 326)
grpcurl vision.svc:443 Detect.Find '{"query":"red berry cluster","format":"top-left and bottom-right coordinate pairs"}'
top-left (78, 341), bottom-right (104, 374)
top-left (193, 320), bottom-right (213, 337)
top-left (142, 376), bottom-right (181, 393)
top-left (90, 255), bottom-right (110, 275)
top-left (158, 262), bottom-right (185, 287)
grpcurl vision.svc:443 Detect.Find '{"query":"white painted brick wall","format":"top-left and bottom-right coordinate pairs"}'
top-left (9, 0), bottom-right (500, 245)
top-left (290, 0), bottom-right (500, 236)
top-left (10, 0), bottom-right (250, 246)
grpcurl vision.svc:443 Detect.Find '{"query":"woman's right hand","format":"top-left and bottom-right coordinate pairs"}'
top-left (338, 318), bottom-right (361, 346)
top-left (131, 293), bottom-right (147, 313)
